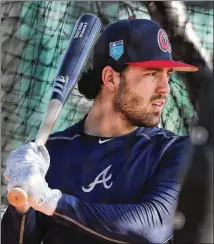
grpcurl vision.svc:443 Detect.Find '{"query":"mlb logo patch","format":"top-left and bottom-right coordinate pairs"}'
top-left (109, 40), bottom-right (124, 61)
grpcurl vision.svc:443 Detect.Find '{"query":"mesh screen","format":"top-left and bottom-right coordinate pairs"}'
top-left (1, 1), bottom-right (213, 214)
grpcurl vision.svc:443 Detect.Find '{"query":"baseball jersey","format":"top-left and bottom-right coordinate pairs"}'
top-left (2, 117), bottom-right (189, 244)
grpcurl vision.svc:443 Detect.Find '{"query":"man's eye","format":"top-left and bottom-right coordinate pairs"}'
top-left (167, 73), bottom-right (173, 78)
top-left (147, 72), bottom-right (157, 76)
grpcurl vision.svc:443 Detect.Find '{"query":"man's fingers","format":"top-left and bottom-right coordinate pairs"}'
top-left (38, 145), bottom-right (50, 164)
top-left (3, 168), bottom-right (11, 182)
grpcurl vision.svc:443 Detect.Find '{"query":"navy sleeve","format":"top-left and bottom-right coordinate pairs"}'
top-left (1, 204), bottom-right (46, 244)
top-left (53, 136), bottom-right (189, 243)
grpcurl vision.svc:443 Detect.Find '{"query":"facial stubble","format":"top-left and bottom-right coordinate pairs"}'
top-left (112, 73), bottom-right (161, 127)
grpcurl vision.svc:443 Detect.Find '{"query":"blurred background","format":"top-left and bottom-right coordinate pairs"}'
top-left (1, 1), bottom-right (213, 239)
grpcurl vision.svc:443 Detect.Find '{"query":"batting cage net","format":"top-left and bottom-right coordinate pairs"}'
top-left (1, 0), bottom-right (213, 224)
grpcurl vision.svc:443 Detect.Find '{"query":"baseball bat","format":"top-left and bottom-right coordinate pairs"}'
top-left (7, 14), bottom-right (101, 207)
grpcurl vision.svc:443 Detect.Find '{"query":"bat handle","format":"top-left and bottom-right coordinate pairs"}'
top-left (7, 99), bottom-right (63, 207)
top-left (7, 188), bottom-right (28, 207)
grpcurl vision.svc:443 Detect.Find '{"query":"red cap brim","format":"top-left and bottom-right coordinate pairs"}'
top-left (126, 60), bottom-right (199, 72)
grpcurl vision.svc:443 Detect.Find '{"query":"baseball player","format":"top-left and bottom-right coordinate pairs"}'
top-left (2, 18), bottom-right (198, 244)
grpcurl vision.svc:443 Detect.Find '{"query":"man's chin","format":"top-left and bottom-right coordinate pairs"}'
top-left (121, 110), bottom-right (161, 128)
top-left (130, 118), bottom-right (160, 128)
top-left (139, 117), bottom-right (161, 128)
top-left (142, 122), bottom-right (159, 128)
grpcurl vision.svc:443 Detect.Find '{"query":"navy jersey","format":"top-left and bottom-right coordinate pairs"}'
top-left (2, 118), bottom-right (189, 244)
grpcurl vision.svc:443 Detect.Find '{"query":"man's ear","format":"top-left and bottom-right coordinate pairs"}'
top-left (102, 66), bottom-right (120, 93)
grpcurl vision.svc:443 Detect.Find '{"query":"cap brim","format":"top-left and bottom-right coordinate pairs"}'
top-left (125, 60), bottom-right (199, 72)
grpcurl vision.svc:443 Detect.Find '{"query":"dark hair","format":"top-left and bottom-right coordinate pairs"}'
top-left (78, 64), bottom-right (128, 100)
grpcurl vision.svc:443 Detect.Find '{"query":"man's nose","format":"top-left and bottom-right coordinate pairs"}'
top-left (156, 74), bottom-right (171, 95)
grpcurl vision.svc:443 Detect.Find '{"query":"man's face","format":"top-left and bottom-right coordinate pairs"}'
top-left (113, 66), bottom-right (172, 127)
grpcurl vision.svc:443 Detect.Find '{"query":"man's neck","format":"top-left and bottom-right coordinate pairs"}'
top-left (84, 98), bottom-right (137, 137)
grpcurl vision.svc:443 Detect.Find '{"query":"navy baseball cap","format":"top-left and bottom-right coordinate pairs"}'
top-left (93, 18), bottom-right (199, 72)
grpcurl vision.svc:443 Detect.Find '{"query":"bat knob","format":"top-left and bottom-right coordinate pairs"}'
top-left (7, 187), bottom-right (28, 207)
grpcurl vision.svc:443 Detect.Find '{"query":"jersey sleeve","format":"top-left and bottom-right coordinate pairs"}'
top-left (1, 204), bottom-right (46, 244)
top-left (53, 136), bottom-right (189, 243)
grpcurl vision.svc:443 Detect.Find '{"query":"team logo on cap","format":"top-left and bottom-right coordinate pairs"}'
top-left (109, 40), bottom-right (124, 61)
top-left (157, 29), bottom-right (171, 53)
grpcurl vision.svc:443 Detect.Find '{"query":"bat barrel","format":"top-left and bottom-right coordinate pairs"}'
top-left (51, 14), bottom-right (101, 104)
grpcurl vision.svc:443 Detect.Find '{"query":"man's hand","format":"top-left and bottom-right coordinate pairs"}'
top-left (8, 164), bottom-right (62, 215)
top-left (4, 142), bottom-right (50, 181)
top-left (4, 142), bottom-right (62, 215)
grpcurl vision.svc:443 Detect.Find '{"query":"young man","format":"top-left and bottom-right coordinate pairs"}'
top-left (2, 18), bottom-right (198, 244)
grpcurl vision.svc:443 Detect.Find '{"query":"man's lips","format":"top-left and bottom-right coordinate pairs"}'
top-left (151, 99), bottom-right (166, 106)
top-left (151, 99), bottom-right (166, 112)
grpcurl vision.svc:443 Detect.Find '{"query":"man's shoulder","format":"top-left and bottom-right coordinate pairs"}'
top-left (152, 127), bottom-right (190, 159)
top-left (136, 126), bottom-right (189, 151)
top-left (137, 126), bottom-right (188, 140)
top-left (47, 121), bottom-right (82, 143)
top-left (135, 127), bottom-right (190, 167)
top-left (154, 127), bottom-right (189, 144)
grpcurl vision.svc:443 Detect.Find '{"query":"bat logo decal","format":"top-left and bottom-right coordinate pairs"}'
top-left (74, 22), bottom-right (88, 38)
top-left (53, 75), bottom-right (69, 98)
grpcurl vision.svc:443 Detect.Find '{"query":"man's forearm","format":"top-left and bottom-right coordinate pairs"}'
top-left (53, 193), bottom-right (174, 243)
